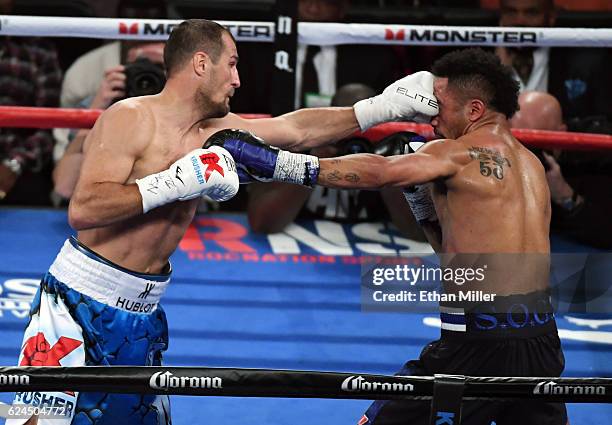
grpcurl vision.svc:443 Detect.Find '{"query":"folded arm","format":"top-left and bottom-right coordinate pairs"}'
top-left (70, 103), bottom-right (240, 231)
top-left (68, 103), bottom-right (150, 230)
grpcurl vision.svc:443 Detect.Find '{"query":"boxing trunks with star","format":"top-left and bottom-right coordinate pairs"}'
top-left (8, 237), bottom-right (171, 425)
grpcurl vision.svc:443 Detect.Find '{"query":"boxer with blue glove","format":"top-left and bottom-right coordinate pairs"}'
top-left (205, 127), bottom-right (437, 223)
top-left (205, 127), bottom-right (441, 242)
top-left (204, 128), bottom-right (431, 189)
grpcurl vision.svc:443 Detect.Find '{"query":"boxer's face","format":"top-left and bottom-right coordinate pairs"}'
top-left (430, 78), bottom-right (467, 139)
top-left (200, 32), bottom-right (240, 118)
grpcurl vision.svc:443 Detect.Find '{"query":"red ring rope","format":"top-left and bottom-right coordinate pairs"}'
top-left (0, 106), bottom-right (610, 151)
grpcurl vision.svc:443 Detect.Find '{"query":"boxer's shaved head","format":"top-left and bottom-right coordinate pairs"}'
top-left (164, 19), bottom-right (235, 78)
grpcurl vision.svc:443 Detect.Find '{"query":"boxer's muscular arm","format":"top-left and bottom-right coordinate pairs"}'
top-left (317, 142), bottom-right (460, 189)
top-left (212, 108), bottom-right (359, 151)
top-left (68, 104), bottom-right (149, 229)
top-left (317, 142), bottom-right (458, 252)
top-left (209, 71), bottom-right (438, 151)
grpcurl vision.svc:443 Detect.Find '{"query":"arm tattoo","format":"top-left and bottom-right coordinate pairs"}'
top-left (468, 147), bottom-right (511, 180)
top-left (325, 170), bottom-right (342, 182)
top-left (344, 173), bottom-right (360, 183)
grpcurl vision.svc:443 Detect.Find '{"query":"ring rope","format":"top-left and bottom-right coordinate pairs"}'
top-left (0, 106), bottom-right (268, 130)
top-left (0, 15), bottom-right (610, 47)
top-left (0, 366), bottom-right (611, 403)
top-left (1, 106), bottom-right (610, 151)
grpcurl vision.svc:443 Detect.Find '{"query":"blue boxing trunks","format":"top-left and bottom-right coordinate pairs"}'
top-left (7, 237), bottom-right (171, 425)
top-left (360, 290), bottom-right (567, 425)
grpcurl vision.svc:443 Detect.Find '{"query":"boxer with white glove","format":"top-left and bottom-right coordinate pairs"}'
top-left (353, 71), bottom-right (439, 131)
top-left (135, 145), bottom-right (239, 213)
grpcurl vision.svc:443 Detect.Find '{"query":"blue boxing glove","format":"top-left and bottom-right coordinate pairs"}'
top-left (204, 129), bottom-right (320, 186)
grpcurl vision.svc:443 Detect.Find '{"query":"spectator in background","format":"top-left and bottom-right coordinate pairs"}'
top-left (511, 91), bottom-right (612, 249)
top-left (0, 0), bottom-right (62, 205)
top-left (53, 0), bottom-right (167, 201)
top-left (231, 0), bottom-right (402, 113)
top-left (497, 0), bottom-right (611, 131)
top-left (247, 83), bottom-right (426, 242)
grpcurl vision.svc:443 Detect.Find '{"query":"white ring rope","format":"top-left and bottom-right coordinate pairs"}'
top-left (0, 15), bottom-right (610, 47)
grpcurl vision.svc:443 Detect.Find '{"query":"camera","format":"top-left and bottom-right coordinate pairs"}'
top-left (123, 58), bottom-right (166, 99)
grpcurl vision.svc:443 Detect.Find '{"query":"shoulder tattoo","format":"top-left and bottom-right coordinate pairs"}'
top-left (468, 146), bottom-right (511, 180)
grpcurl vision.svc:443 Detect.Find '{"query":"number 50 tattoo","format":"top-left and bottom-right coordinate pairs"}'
top-left (468, 147), bottom-right (511, 180)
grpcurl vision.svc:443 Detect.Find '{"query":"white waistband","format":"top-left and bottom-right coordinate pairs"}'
top-left (439, 306), bottom-right (466, 332)
top-left (48, 239), bottom-right (170, 314)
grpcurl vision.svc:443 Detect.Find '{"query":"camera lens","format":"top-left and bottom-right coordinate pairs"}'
top-left (133, 72), bottom-right (163, 96)
top-left (124, 58), bottom-right (166, 99)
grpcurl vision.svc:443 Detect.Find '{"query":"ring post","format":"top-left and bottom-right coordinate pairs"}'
top-left (270, 0), bottom-right (298, 116)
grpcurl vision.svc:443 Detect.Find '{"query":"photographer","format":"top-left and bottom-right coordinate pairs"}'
top-left (52, 0), bottom-right (167, 202)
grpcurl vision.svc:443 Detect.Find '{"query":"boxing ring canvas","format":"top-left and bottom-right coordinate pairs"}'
top-left (0, 208), bottom-right (610, 424)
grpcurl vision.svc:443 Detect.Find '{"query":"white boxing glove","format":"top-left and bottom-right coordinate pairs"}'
top-left (353, 71), bottom-right (439, 131)
top-left (135, 145), bottom-right (239, 213)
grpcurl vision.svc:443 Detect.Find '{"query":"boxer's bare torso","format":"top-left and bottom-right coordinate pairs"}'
top-left (433, 132), bottom-right (550, 254)
top-left (72, 97), bottom-right (357, 275)
top-left (75, 97), bottom-right (206, 273)
top-left (71, 29), bottom-right (247, 274)
top-left (317, 72), bottom-right (551, 296)
top-left (317, 124), bottom-right (551, 294)
top-left (427, 127), bottom-right (551, 295)
top-left (72, 98), bottom-right (259, 273)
